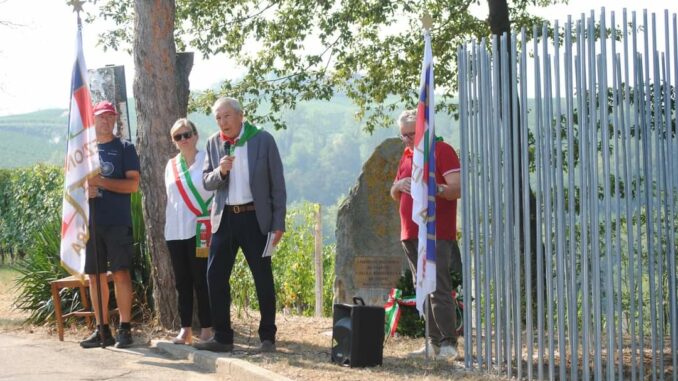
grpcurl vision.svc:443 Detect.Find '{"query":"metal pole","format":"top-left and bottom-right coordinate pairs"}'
top-left (669, 13), bottom-right (678, 381)
top-left (564, 16), bottom-right (580, 381)
top-left (314, 204), bottom-right (323, 318)
top-left (88, 199), bottom-right (106, 348)
top-left (519, 26), bottom-right (534, 381)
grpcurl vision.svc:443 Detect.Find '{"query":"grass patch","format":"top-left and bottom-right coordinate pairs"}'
top-left (0, 265), bottom-right (27, 329)
top-left (0, 265), bottom-right (18, 292)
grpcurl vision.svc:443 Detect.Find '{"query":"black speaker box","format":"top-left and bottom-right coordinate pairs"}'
top-left (331, 297), bottom-right (385, 367)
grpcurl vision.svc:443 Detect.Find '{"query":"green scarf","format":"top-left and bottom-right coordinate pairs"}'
top-left (228, 121), bottom-right (260, 154)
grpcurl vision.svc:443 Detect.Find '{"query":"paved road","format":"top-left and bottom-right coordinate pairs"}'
top-left (0, 333), bottom-right (224, 381)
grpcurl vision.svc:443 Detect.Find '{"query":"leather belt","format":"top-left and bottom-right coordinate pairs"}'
top-left (226, 203), bottom-right (255, 214)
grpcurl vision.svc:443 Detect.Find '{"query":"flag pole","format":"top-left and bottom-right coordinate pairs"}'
top-left (425, 294), bottom-right (431, 362)
top-left (420, 10), bottom-right (433, 363)
top-left (89, 198), bottom-right (106, 347)
top-left (70, 0), bottom-right (107, 347)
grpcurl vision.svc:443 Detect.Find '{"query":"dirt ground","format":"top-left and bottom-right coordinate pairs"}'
top-left (0, 266), bottom-right (504, 381)
top-left (3, 267), bottom-right (673, 380)
top-left (212, 309), bottom-right (506, 381)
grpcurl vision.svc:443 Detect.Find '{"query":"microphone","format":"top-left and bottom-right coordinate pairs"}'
top-left (223, 141), bottom-right (231, 157)
top-left (221, 140), bottom-right (232, 179)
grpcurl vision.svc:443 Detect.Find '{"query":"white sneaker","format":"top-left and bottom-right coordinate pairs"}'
top-left (408, 341), bottom-right (440, 357)
top-left (437, 344), bottom-right (458, 360)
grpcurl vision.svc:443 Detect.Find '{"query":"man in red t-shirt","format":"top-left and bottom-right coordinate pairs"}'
top-left (390, 109), bottom-right (462, 359)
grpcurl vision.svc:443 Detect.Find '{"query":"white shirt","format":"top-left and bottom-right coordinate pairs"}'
top-left (226, 126), bottom-right (253, 205)
top-left (164, 150), bottom-right (213, 241)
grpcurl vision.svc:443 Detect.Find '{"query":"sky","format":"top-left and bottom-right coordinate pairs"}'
top-left (0, 0), bottom-right (672, 117)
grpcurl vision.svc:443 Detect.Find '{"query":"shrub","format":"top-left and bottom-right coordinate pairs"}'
top-left (0, 164), bottom-right (62, 258)
top-left (11, 190), bottom-right (151, 325)
top-left (13, 220), bottom-right (74, 324)
top-left (230, 202), bottom-right (336, 317)
top-left (130, 191), bottom-right (152, 319)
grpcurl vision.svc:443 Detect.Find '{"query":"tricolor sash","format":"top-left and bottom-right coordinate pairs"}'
top-left (171, 154), bottom-right (213, 257)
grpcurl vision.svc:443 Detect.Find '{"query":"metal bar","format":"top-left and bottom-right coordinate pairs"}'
top-left (609, 12), bottom-right (625, 380)
top-left (598, 9), bottom-right (617, 381)
top-left (642, 11), bottom-right (659, 381)
top-left (498, 48), bottom-right (506, 369)
top-left (552, 19), bottom-right (568, 381)
top-left (586, 12), bottom-right (604, 380)
top-left (458, 43), bottom-right (472, 370)
top-left (498, 32), bottom-right (510, 375)
top-left (564, 16), bottom-right (579, 381)
top-left (651, 14), bottom-right (666, 381)
top-left (479, 38), bottom-right (492, 372)
top-left (670, 13), bottom-right (678, 381)
top-left (632, 11), bottom-right (646, 379)
top-left (494, 35), bottom-right (502, 369)
top-left (510, 30), bottom-right (523, 381)
top-left (471, 39), bottom-right (484, 371)
top-left (611, 48), bottom-right (626, 381)
top-left (621, 9), bottom-right (639, 381)
top-left (658, 50), bottom-right (669, 381)
top-left (542, 47), bottom-right (556, 381)
top-left (533, 24), bottom-right (546, 380)
top-left (519, 26), bottom-right (534, 381)
top-left (575, 14), bottom-right (592, 381)
top-left (457, 42), bottom-right (471, 369)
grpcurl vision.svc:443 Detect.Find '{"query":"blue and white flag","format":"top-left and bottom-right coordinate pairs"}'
top-left (411, 31), bottom-right (437, 316)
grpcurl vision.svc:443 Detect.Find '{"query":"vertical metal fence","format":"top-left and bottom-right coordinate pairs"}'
top-left (458, 8), bottom-right (677, 380)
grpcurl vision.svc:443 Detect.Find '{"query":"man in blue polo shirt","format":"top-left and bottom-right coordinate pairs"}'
top-left (80, 101), bottom-right (140, 349)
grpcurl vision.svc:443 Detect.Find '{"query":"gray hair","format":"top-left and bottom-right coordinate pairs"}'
top-left (212, 97), bottom-right (242, 114)
top-left (398, 109), bottom-right (417, 128)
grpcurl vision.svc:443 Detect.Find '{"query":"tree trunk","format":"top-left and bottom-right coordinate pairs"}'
top-left (133, 0), bottom-right (192, 329)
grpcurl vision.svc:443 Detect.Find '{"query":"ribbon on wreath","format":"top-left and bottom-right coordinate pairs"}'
top-left (383, 288), bottom-right (464, 340)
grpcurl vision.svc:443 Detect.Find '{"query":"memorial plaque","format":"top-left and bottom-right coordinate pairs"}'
top-left (353, 256), bottom-right (402, 288)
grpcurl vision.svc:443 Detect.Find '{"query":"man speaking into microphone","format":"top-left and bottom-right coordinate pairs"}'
top-left (198, 97), bottom-right (286, 353)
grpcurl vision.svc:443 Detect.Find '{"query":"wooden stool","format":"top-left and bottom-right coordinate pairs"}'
top-left (50, 274), bottom-right (119, 341)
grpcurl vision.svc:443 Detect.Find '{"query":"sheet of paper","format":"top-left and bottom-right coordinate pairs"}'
top-left (262, 231), bottom-right (277, 258)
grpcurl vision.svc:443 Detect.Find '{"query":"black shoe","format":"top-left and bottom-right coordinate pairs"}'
top-left (192, 338), bottom-right (233, 352)
top-left (80, 329), bottom-right (115, 348)
top-left (114, 328), bottom-right (133, 348)
top-left (257, 340), bottom-right (276, 353)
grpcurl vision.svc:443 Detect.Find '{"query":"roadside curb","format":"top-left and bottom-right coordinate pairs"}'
top-left (152, 340), bottom-right (294, 381)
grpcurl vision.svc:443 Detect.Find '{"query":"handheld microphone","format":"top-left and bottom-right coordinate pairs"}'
top-left (223, 141), bottom-right (231, 157)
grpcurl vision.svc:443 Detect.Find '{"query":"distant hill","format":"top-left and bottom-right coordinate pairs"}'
top-left (0, 97), bottom-right (462, 242)
top-left (0, 96), bottom-right (460, 174)
top-left (0, 109), bottom-right (69, 167)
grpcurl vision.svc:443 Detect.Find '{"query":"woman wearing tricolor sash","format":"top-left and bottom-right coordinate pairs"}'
top-left (164, 118), bottom-right (213, 345)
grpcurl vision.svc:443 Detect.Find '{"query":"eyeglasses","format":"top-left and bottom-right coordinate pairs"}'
top-left (399, 132), bottom-right (415, 140)
top-left (173, 131), bottom-right (194, 142)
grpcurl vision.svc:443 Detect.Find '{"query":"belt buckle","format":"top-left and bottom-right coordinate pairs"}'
top-left (232, 205), bottom-right (241, 214)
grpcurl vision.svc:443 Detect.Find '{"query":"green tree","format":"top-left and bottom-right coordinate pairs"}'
top-left (89, 0), bottom-right (566, 132)
top-left (77, 0), bottom-right (567, 329)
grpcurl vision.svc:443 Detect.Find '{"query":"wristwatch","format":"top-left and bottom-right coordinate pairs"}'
top-left (436, 185), bottom-right (444, 195)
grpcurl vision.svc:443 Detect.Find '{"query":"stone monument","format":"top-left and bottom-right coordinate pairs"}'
top-left (334, 137), bottom-right (407, 306)
top-left (88, 65), bottom-right (132, 140)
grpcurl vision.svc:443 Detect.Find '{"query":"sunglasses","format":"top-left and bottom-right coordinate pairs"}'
top-left (173, 131), bottom-right (194, 142)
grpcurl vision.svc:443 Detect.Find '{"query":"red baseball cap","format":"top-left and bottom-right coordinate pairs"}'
top-left (93, 101), bottom-right (118, 116)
